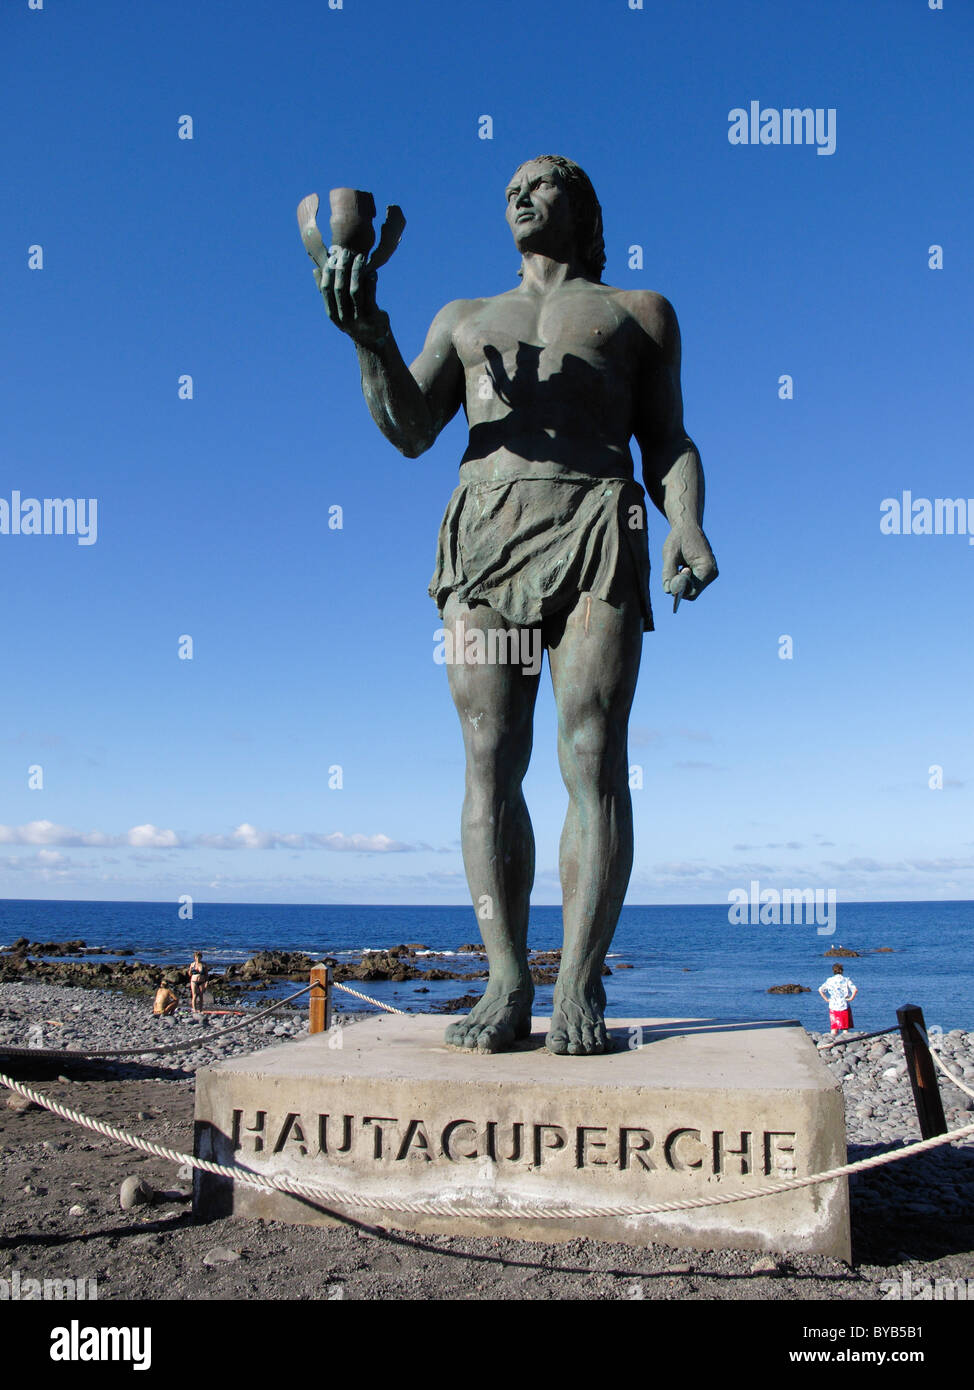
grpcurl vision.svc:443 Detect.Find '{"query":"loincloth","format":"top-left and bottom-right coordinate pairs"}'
top-left (429, 466), bottom-right (654, 631)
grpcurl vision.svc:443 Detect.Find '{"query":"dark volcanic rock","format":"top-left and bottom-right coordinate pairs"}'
top-left (0, 954), bottom-right (211, 997)
top-left (2, 938), bottom-right (88, 957)
top-left (768, 983), bottom-right (811, 994)
top-left (432, 993), bottom-right (481, 1013)
top-left (824, 946), bottom-right (860, 957)
top-left (530, 966), bottom-right (559, 985)
top-left (240, 951), bottom-right (317, 980)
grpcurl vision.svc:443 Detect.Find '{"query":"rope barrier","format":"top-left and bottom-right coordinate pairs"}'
top-left (331, 982), bottom-right (409, 1015)
top-left (1, 1067), bottom-right (972, 1221)
top-left (917, 1028), bottom-right (974, 1102)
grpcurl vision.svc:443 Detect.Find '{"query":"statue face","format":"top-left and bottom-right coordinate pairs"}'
top-left (505, 160), bottom-right (575, 258)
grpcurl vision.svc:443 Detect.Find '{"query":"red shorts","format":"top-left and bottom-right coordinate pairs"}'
top-left (829, 1008), bottom-right (852, 1031)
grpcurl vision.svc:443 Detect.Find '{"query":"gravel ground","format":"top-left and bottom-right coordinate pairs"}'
top-left (2, 983), bottom-right (973, 1303)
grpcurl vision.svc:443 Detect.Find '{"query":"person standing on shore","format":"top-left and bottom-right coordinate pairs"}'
top-left (188, 951), bottom-right (209, 1013)
top-left (819, 963), bottom-right (857, 1034)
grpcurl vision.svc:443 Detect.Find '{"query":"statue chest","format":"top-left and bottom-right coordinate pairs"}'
top-left (456, 297), bottom-right (632, 381)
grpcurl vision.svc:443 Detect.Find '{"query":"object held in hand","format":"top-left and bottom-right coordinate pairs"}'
top-left (670, 569), bottom-right (692, 613)
top-left (297, 189), bottom-right (406, 273)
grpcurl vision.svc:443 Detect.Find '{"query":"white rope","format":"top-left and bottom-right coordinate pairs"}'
top-left (917, 1028), bottom-right (974, 1101)
top-left (2, 1068), bottom-right (972, 1221)
top-left (331, 982), bottom-right (409, 1015)
top-left (0, 985), bottom-right (314, 1060)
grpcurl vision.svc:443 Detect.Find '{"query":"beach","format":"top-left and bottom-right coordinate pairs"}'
top-left (2, 979), bottom-right (974, 1302)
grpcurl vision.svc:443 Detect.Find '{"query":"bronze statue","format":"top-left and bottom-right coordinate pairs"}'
top-left (300, 157), bottom-right (717, 1055)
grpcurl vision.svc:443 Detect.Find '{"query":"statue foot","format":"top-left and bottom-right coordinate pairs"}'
top-left (445, 987), bottom-right (534, 1054)
top-left (546, 990), bottom-right (608, 1056)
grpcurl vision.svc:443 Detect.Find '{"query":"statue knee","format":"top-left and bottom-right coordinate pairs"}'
top-left (464, 727), bottom-right (529, 794)
top-left (558, 718), bottom-right (626, 794)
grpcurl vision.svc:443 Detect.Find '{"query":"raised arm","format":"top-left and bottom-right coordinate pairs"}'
top-left (630, 292), bottom-right (718, 601)
top-left (316, 248), bottom-right (464, 458)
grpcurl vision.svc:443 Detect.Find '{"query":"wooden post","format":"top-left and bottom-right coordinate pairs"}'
top-left (897, 1004), bottom-right (947, 1139)
top-left (309, 964), bottom-right (332, 1035)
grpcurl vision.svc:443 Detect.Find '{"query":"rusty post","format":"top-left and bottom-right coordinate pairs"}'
top-left (309, 963), bottom-right (332, 1035)
top-left (897, 1004), bottom-right (947, 1139)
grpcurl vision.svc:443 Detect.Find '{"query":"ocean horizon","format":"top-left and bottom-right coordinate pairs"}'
top-left (1, 897), bottom-right (971, 1032)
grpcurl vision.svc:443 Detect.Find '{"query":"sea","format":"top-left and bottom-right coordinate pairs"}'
top-left (0, 899), bottom-right (971, 1032)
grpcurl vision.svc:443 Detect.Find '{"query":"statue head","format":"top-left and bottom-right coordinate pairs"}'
top-left (506, 154), bottom-right (606, 281)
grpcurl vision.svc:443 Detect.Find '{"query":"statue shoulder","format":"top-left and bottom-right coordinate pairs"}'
top-left (612, 287), bottom-right (680, 348)
top-left (431, 296), bottom-right (488, 329)
top-left (424, 296), bottom-right (488, 349)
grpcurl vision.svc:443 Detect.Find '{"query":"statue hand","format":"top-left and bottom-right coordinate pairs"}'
top-left (314, 249), bottom-right (390, 349)
top-left (661, 523), bottom-right (718, 601)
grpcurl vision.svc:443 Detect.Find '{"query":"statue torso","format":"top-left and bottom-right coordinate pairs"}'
top-left (452, 280), bottom-right (648, 483)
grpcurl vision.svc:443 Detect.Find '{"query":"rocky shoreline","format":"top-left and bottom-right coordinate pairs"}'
top-left (0, 939), bottom-right (617, 998)
top-left (1, 980), bottom-right (972, 1301)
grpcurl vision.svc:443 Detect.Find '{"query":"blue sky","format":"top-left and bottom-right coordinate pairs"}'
top-left (1, 0), bottom-right (972, 905)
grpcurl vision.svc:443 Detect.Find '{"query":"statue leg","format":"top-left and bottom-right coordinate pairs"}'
top-left (441, 595), bottom-right (541, 1053)
top-left (544, 592), bottom-right (642, 1054)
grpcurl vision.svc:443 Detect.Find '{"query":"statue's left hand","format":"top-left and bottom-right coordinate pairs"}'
top-left (661, 523), bottom-right (718, 601)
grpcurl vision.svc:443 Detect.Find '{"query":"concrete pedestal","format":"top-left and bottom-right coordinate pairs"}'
top-left (193, 1015), bottom-right (850, 1260)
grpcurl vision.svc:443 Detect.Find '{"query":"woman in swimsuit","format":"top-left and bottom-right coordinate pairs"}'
top-left (188, 951), bottom-right (208, 1013)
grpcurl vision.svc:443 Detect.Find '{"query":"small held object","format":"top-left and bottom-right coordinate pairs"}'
top-left (297, 189), bottom-right (406, 273)
top-left (670, 569), bottom-right (692, 613)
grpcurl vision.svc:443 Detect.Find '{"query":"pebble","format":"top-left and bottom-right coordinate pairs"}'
top-left (119, 1175), bottom-right (154, 1210)
top-left (750, 1256), bottom-right (779, 1274)
top-left (202, 1246), bottom-right (240, 1266)
top-left (68, 1204), bottom-right (86, 1217)
top-left (6, 1094), bottom-right (36, 1114)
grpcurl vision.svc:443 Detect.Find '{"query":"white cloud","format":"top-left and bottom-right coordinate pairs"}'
top-left (126, 824), bottom-right (182, 848)
top-left (307, 832), bottom-right (412, 853)
top-left (0, 820), bottom-right (418, 856)
top-left (36, 849), bottom-right (67, 866)
top-left (0, 820), bottom-right (113, 847)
